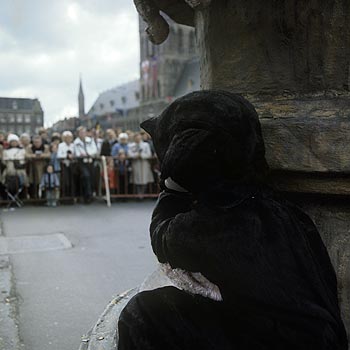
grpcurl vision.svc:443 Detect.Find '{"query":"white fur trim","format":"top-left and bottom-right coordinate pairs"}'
top-left (160, 263), bottom-right (223, 301)
top-left (164, 178), bottom-right (188, 193)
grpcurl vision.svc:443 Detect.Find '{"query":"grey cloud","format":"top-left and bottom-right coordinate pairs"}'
top-left (0, 0), bottom-right (136, 52)
top-left (0, 0), bottom-right (140, 124)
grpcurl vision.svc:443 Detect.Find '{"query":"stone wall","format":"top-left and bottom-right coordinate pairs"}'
top-left (196, 1), bottom-right (350, 94)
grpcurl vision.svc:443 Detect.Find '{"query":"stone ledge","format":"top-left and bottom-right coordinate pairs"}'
top-left (270, 172), bottom-right (350, 196)
top-left (260, 108), bottom-right (350, 173)
top-left (78, 289), bottom-right (136, 350)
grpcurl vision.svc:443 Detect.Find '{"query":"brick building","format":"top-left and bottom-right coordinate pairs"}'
top-left (50, 117), bottom-right (80, 134)
top-left (0, 97), bottom-right (44, 135)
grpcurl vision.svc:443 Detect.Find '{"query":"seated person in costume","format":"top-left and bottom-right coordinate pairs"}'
top-left (118, 91), bottom-right (347, 350)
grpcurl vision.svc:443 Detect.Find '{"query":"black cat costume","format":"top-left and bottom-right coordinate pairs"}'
top-left (118, 90), bottom-right (347, 350)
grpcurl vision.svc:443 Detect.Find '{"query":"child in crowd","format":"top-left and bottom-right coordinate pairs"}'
top-left (39, 164), bottom-right (60, 207)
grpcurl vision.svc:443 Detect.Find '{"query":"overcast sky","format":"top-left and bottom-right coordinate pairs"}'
top-left (0, 0), bottom-right (140, 126)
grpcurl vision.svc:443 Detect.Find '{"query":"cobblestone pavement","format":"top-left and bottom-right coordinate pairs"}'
top-left (0, 202), bottom-right (158, 350)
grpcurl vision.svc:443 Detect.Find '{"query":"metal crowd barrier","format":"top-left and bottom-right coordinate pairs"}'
top-left (0, 156), bottom-right (160, 206)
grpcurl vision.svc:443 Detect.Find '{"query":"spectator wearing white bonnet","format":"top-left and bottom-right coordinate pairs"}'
top-left (2, 134), bottom-right (29, 192)
top-left (111, 132), bottom-right (129, 157)
top-left (58, 131), bottom-right (75, 159)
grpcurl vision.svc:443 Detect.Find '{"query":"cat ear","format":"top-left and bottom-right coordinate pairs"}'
top-left (140, 117), bottom-right (157, 137)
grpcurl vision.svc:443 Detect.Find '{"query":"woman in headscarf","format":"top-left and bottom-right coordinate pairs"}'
top-left (118, 90), bottom-right (347, 350)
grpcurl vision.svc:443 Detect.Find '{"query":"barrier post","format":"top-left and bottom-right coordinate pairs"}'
top-left (101, 156), bottom-right (111, 207)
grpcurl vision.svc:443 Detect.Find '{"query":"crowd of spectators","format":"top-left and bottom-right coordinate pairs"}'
top-left (0, 127), bottom-right (158, 205)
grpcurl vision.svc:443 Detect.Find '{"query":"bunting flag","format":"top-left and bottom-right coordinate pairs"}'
top-left (151, 56), bottom-right (158, 98)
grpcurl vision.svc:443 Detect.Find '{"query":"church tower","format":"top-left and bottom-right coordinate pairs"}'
top-left (78, 76), bottom-right (85, 117)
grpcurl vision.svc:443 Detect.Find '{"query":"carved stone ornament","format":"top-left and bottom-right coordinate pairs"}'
top-left (133, 0), bottom-right (170, 44)
top-left (184, 0), bottom-right (211, 9)
top-left (134, 0), bottom-right (208, 44)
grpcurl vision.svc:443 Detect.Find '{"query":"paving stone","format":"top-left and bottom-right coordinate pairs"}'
top-left (0, 233), bottom-right (72, 255)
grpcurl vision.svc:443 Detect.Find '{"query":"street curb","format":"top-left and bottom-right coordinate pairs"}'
top-left (0, 256), bottom-right (21, 350)
top-left (0, 222), bottom-right (22, 350)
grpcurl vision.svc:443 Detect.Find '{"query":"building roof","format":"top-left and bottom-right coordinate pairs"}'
top-left (173, 58), bottom-right (200, 98)
top-left (0, 97), bottom-right (43, 112)
top-left (87, 80), bottom-right (141, 117)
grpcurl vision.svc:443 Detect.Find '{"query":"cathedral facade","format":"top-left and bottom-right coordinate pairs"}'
top-left (139, 15), bottom-right (197, 102)
top-left (79, 16), bottom-right (199, 132)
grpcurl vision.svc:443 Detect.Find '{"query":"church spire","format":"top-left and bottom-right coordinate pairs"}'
top-left (78, 74), bottom-right (85, 118)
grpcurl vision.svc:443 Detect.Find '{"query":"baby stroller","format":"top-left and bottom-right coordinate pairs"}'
top-left (1, 174), bottom-right (24, 209)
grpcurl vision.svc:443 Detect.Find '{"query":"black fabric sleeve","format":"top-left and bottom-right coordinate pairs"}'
top-left (288, 205), bottom-right (339, 302)
top-left (150, 190), bottom-right (195, 266)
